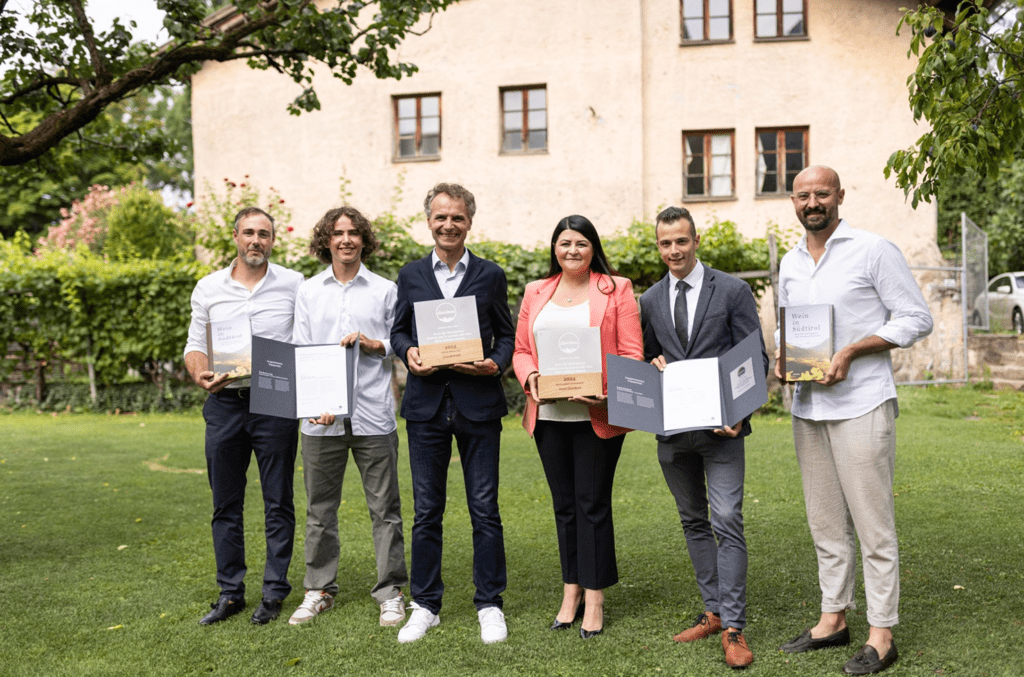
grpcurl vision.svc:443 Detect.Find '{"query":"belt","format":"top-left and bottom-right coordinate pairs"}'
top-left (215, 387), bottom-right (250, 399)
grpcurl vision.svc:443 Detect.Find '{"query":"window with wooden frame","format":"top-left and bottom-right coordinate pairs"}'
top-left (681, 0), bottom-right (732, 42)
top-left (501, 86), bottom-right (547, 153)
top-left (683, 130), bottom-right (735, 199)
top-left (756, 127), bottom-right (808, 195)
top-left (754, 0), bottom-right (806, 39)
top-left (393, 94), bottom-right (441, 160)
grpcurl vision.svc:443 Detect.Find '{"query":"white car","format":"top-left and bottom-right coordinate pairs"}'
top-left (973, 271), bottom-right (1024, 334)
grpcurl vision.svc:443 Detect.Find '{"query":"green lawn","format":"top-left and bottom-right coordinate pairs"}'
top-left (1, 386), bottom-right (1022, 676)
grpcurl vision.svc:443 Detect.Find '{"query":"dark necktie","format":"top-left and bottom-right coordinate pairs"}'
top-left (674, 279), bottom-right (690, 351)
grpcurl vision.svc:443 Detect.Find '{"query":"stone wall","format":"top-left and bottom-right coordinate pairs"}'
top-left (968, 335), bottom-right (1024, 390)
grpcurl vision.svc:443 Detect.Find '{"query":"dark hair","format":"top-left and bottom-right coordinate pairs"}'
top-left (233, 207), bottom-right (275, 233)
top-left (545, 215), bottom-right (618, 293)
top-left (308, 206), bottom-right (380, 264)
top-left (654, 206), bottom-right (696, 240)
top-left (424, 182), bottom-right (477, 221)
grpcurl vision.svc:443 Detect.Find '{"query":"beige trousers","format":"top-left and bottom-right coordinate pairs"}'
top-left (792, 399), bottom-right (899, 628)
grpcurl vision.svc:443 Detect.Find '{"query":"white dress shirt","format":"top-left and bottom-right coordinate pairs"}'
top-left (778, 220), bottom-right (933, 421)
top-left (431, 248), bottom-right (470, 299)
top-left (668, 260), bottom-right (705, 343)
top-left (293, 264), bottom-right (398, 437)
top-left (184, 260), bottom-right (304, 388)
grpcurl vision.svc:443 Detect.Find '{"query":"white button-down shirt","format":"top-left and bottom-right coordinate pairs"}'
top-left (184, 260), bottom-right (304, 387)
top-left (778, 220), bottom-right (933, 421)
top-left (668, 261), bottom-right (705, 343)
top-left (431, 248), bottom-right (470, 299)
top-left (292, 264), bottom-right (397, 437)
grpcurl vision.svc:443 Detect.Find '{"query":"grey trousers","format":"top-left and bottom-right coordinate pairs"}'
top-left (658, 431), bottom-right (747, 630)
top-left (300, 430), bottom-right (408, 604)
top-left (792, 399), bottom-right (899, 628)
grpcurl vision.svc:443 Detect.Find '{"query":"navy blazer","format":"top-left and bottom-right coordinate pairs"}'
top-left (391, 250), bottom-right (516, 422)
top-left (638, 263), bottom-right (769, 439)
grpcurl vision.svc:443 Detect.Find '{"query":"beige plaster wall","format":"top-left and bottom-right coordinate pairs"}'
top-left (192, 0), bottom-right (935, 256)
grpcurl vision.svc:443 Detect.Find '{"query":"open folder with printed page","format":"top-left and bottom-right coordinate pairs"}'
top-left (249, 335), bottom-right (359, 421)
top-left (606, 331), bottom-right (767, 435)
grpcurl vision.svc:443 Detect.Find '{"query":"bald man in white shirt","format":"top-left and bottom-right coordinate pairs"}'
top-left (775, 166), bottom-right (933, 676)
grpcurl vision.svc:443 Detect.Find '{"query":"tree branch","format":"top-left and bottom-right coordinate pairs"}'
top-left (66, 0), bottom-right (110, 90)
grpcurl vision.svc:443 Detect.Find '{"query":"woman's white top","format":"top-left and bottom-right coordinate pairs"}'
top-left (532, 300), bottom-right (591, 423)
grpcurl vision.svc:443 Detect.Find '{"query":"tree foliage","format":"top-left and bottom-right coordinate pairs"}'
top-left (886, 1), bottom-right (1024, 206)
top-left (0, 0), bottom-right (455, 167)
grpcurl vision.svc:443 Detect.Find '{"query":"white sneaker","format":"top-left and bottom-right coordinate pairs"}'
top-left (478, 606), bottom-right (508, 644)
top-left (380, 593), bottom-right (406, 627)
top-left (397, 602), bottom-right (439, 643)
top-left (288, 589), bottom-right (333, 625)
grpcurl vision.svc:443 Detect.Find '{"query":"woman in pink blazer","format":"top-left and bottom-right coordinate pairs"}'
top-left (513, 215), bottom-right (643, 639)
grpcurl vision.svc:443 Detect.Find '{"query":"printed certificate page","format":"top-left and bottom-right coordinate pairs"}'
top-left (662, 358), bottom-right (722, 430)
top-left (294, 344), bottom-right (349, 420)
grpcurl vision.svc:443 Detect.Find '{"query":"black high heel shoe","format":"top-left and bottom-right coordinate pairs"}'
top-left (549, 602), bottom-right (585, 630)
top-left (580, 625), bottom-right (603, 639)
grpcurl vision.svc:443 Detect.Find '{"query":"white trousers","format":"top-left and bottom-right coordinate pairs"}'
top-left (792, 399), bottom-right (899, 628)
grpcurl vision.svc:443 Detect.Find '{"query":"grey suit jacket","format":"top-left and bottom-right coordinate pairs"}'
top-left (638, 263), bottom-right (769, 440)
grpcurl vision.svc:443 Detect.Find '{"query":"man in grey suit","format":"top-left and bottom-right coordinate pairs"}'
top-left (638, 206), bottom-right (768, 670)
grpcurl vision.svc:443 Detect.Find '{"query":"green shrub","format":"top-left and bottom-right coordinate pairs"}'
top-left (103, 184), bottom-right (192, 261)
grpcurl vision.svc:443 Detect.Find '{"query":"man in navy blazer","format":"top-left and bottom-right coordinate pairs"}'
top-left (638, 206), bottom-right (768, 669)
top-left (391, 183), bottom-right (515, 645)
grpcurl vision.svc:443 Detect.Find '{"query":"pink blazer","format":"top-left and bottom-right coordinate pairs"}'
top-left (513, 271), bottom-right (644, 439)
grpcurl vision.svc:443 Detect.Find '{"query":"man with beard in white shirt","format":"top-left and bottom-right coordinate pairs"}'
top-left (287, 207), bottom-right (408, 628)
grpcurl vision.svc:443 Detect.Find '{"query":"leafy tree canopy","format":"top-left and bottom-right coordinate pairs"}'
top-left (886, 0), bottom-right (1024, 207)
top-left (0, 0), bottom-right (455, 167)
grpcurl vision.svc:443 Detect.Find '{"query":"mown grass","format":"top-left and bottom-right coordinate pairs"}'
top-left (1, 385), bottom-right (1022, 676)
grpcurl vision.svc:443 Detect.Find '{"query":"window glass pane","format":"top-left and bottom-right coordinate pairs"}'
top-left (708, 17), bottom-right (729, 40)
top-left (503, 131), bottom-right (522, 152)
top-left (783, 0), bottom-right (801, 11)
top-left (756, 15), bottom-right (777, 37)
top-left (784, 172), bottom-right (799, 192)
top-left (784, 130), bottom-right (804, 150)
top-left (756, 0), bottom-right (776, 13)
top-left (785, 152), bottom-right (804, 172)
top-left (686, 135), bottom-right (704, 156)
top-left (421, 135), bottom-right (439, 156)
top-left (686, 155), bottom-right (705, 176)
top-left (529, 88), bottom-right (546, 110)
top-left (398, 118), bottom-right (416, 135)
top-left (758, 132), bottom-right (777, 152)
top-left (683, 0), bottom-right (703, 17)
top-left (399, 138), bottom-right (416, 157)
top-left (503, 90), bottom-right (522, 111)
top-left (529, 130), bottom-right (547, 150)
top-left (528, 110), bottom-right (546, 130)
top-left (760, 152), bottom-right (777, 173)
top-left (760, 174), bottom-right (778, 193)
top-left (503, 112), bottom-right (522, 132)
top-left (421, 116), bottom-right (440, 135)
top-left (709, 0), bottom-right (729, 16)
top-left (989, 279), bottom-right (1002, 292)
top-left (1015, 276), bottom-right (1024, 289)
top-left (687, 177), bottom-right (706, 196)
top-left (397, 98), bottom-right (416, 118)
top-left (421, 96), bottom-right (439, 117)
top-left (710, 176), bottom-right (731, 196)
top-left (683, 18), bottom-right (704, 40)
top-left (710, 134), bottom-right (730, 154)
top-left (711, 155), bottom-right (731, 176)
top-left (783, 14), bottom-right (804, 35)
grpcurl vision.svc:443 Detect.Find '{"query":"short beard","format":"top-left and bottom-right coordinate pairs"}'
top-left (800, 211), bottom-right (831, 232)
top-left (241, 250), bottom-right (267, 268)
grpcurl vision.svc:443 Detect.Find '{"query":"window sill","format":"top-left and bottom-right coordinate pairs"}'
top-left (753, 35), bottom-right (809, 43)
top-left (681, 195), bottom-right (737, 203)
top-left (392, 155), bottom-right (441, 164)
top-left (679, 38), bottom-right (735, 47)
top-left (499, 149), bottom-right (549, 157)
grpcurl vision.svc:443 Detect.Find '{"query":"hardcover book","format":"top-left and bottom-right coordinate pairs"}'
top-left (780, 304), bottom-right (834, 382)
top-left (205, 316), bottom-right (252, 382)
top-left (249, 336), bottom-right (358, 420)
top-left (535, 327), bottom-right (603, 399)
top-left (607, 331), bottom-right (767, 435)
top-left (414, 296), bottom-right (485, 368)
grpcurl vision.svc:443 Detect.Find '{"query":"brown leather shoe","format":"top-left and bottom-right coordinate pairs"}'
top-left (722, 629), bottom-right (754, 669)
top-left (673, 611), bottom-right (722, 642)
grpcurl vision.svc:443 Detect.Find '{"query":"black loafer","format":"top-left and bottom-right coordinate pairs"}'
top-left (780, 627), bottom-right (851, 653)
top-left (842, 642), bottom-right (898, 675)
top-left (250, 598), bottom-right (284, 625)
top-left (199, 596), bottom-right (245, 625)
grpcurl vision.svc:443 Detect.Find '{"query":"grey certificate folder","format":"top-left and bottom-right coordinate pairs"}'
top-left (249, 335), bottom-right (358, 420)
top-left (607, 331), bottom-right (767, 435)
